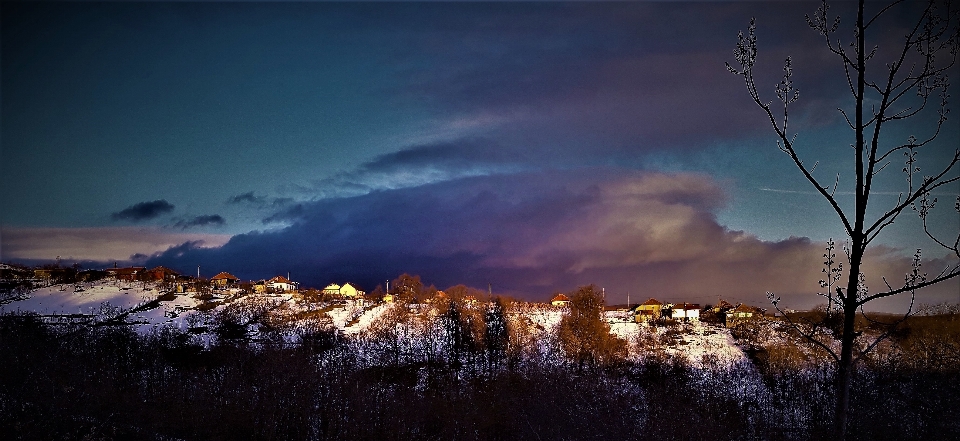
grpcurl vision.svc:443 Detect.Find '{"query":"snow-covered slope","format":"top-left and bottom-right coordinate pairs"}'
top-left (3, 281), bottom-right (750, 368)
top-left (2, 281), bottom-right (161, 316)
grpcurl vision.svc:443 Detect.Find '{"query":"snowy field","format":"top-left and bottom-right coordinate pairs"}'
top-left (1, 280), bottom-right (400, 339)
top-left (2, 280), bottom-right (161, 316)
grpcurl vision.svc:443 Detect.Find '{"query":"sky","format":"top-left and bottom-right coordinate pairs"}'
top-left (2, 1), bottom-right (958, 311)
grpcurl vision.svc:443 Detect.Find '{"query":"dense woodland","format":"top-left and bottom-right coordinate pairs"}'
top-left (2, 283), bottom-right (959, 441)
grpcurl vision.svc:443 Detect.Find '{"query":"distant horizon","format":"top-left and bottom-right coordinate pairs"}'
top-left (5, 258), bottom-right (957, 314)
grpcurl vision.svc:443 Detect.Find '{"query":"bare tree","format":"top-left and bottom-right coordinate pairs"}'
top-left (727, 0), bottom-right (959, 437)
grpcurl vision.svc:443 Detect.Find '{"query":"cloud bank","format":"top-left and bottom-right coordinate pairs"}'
top-left (146, 170), bottom-right (958, 311)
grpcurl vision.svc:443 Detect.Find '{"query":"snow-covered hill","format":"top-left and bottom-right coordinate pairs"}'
top-left (2, 280), bottom-right (750, 368)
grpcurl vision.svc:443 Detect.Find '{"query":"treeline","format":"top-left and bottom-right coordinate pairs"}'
top-left (2, 285), bottom-right (959, 440)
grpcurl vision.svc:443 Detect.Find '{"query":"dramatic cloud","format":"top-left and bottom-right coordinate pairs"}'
top-left (110, 200), bottom-right (175, 222)
top-left (1, 226), bottom-right (230, 263)
top-left (172, 215), bottom-right (226, 229)
top-left (146, 170), bottom-right (958, 311)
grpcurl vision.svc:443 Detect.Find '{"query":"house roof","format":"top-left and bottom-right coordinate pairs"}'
top-left (551, 293), bottom-right (570, 302)
top-left (268, 275), bottom-right (292, 284)
top-left (674, 302), bottom-right (700, 310)
top-left (641, 298), bottom-right (663, 306)
top-left (342, 282), bottom-right (363, 291)
top-left (211, 272), bottom-right (239, 281)
top-left (148, 266), bottom-right (180, 275)
top-left (323, 283), bottom-right (341, 290)
top-left (732, 304), bottom-right (760, 313)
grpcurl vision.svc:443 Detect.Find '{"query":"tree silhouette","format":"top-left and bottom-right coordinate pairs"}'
top-left (484, 297), bottom-right (510, 372)
top-left (727, 0), bottom-right (959, 436)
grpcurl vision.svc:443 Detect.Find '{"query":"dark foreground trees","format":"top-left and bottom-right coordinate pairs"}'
top-left (728, 0), bottom-right (959, 437)
top-left (3, 311), bottom-right (960, 440)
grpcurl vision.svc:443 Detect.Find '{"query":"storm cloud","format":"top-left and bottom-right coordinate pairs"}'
top-left (111, 200), bottom-right (175, 222)
top-left (145, 171), bottom-right (959, 311)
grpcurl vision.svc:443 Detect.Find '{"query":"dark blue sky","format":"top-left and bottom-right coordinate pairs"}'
top-left (2, 1), bottom-right (957, 310)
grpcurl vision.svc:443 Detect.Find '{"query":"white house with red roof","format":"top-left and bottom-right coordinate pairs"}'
top-left (670, 302), bottom-right (701, 322)
top-left (266, 275), bottom-right (297, 293)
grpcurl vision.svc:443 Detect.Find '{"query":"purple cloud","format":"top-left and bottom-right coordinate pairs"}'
top-left (144, 170), bottom-right (959, 310)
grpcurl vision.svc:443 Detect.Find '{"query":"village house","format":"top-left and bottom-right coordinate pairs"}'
top-left (321, 282), bottom-right (366, 299)
top-left (266, 275), bottom-right (297, 293)
top-left (145, 266), bottom-right (180, 282)
top-left (634, 298), bottom-right (664, 322)
top-left (322, 283), bottom-right (341, 296)
top-left (669, 302), bottom-right (701, 322)
top-left (340, 282), bottom-right (365, 298)
top-left (551, 293), bottom-right (571, 307)
top-left (211, 272), bottom-right (240, 289)
top-left (725, 304), bottom-right (764, 327)
top-left (31, 267), bottom-right (81, 286)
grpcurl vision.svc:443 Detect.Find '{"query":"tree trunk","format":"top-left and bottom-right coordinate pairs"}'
top-left (834, 250), bottom-right (863, 438)
top-left (834, 0), bottom-right (867, 435)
